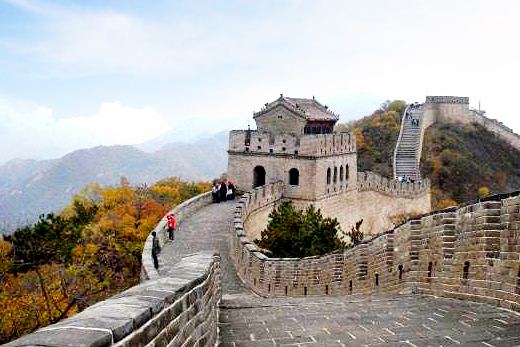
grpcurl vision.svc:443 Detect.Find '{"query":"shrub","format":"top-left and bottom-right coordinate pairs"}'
top-left (255, 201), bottom-right (345, 258)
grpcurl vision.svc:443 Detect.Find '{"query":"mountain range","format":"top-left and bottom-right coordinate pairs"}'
top-left (0, 131), bottom-right (228, 233)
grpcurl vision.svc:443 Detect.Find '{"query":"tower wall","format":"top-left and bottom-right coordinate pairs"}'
top-left (254, 105), bottom-right (307, 135)
top-left (228, 130), bottom-right (356, 200)
top-left (422, 96), bottom-right (472, 128)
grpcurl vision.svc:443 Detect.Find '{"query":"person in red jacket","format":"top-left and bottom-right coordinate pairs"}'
top-left (166, 214), bottom-right (177, 240)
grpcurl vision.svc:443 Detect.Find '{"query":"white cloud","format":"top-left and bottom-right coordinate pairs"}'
top-left (1, 0), bottom-right (519, 139)
top-left (0, 96), bottom-right (170, 164)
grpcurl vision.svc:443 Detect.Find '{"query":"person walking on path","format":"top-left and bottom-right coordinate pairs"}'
top-left (166, 214), bottom-right (176, 240)
top-left (151, 231), bottom-right (161, 269)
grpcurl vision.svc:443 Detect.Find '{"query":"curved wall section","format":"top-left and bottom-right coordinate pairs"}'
top-left (141, 192), bottom-right (212, 281)
top-left (234, 184), bottom-right (520, 311)
top-left (5, 253), bottom-right (221, 347)
top-left (357, 171), bottom-right (430, 197)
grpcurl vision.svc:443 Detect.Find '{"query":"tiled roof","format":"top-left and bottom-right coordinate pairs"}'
top-left (254, 95), bottom-right (339, 122)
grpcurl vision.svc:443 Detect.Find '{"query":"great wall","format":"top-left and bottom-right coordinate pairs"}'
top-left (5, 96), bottom-right (520, 347)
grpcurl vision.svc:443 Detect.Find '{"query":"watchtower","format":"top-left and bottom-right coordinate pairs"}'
top-left (227, 95), bottom-right (357, 201)
top-left (421, 96), bottom-right (472, 128)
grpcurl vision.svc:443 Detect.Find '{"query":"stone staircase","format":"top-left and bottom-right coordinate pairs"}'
top-left (393, 105), bottom-right (423, 180)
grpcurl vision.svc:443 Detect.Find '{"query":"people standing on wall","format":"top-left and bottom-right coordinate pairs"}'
top-left (227, 179), bottom-right (235, 200)
top-left (212, 183), bottom-right (219, 203)
top-left (166, 213), bottom-right (176, 240)
top-left (219, 180), bottom-right (228, 202)
top-left (151, 231), bottom-right (161, 269)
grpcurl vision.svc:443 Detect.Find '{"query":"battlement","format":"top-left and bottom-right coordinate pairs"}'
top-left (357, 171), bottom-right (430, 198)
top-left (425, 96), bottom-right (469, 104)
top-left (233, 184), bottom-right (520, 311)
top-left (228, 130), bottom-right (355, 157)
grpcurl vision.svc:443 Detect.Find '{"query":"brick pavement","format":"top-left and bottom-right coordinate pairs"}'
top-left (158, 199), bottom-right (245, 294)
top-left (218, 294), bottom-right (520, 347)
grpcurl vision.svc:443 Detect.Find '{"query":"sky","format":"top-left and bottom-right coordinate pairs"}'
top-left (0, 0), bottom-right (519, 164)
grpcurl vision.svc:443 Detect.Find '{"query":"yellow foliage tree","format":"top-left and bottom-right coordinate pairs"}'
top-left (1, 176), bottom-right (212, 343)
top-left (478, 186), bottom-right (490, 198)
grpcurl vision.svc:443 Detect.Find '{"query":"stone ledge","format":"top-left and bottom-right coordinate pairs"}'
top-left (5, 252), bottom-right (220, 347)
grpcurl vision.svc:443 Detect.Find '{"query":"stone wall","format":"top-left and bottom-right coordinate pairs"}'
top-left (421, 96), bottom-right (520, 152)
top-left (5, 252), bottom-right (222, 347)
top-left (141, 192), bottom-right (212, 281)
top-left (254, 106), bottom-right (308, 135)
top-left (357, 171), bottom-right (430, 197)
top-left (241, 172), bottom-right (431, 247)
top-left (470, 111), bottom-right (520, 151)
top-left (228, 131), bottom-right (357, 200)
top-left (234, 183), bottom-right (520, 311)
top-left (310, 172), bottom-right (430, 238)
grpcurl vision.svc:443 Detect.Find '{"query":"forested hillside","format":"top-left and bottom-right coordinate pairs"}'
top-left (421, 123), bottom-right (520, 207)
top-left (341, 101), bottom-right (520, 208)
top-left (0, 177), bottom-right (211, 343)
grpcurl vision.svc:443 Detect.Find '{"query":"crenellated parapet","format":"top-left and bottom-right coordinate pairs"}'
top-left (232, 183), bottom-right (520, 311)
top-left (228, 130), bottom-right (355, 157)
top-left (425, 96), bottom-right (469, 104)
top-left (357, 171), bottom-right (430, 197)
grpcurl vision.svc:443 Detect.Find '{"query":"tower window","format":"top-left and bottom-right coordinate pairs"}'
top-left (326, 168), bottom-right (331, 185)
top-left (289, 168), bottom-right (299, 186)
top-left (333, 167), bottom-right (338, 183)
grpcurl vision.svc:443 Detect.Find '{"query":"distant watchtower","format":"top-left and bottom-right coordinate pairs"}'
top-left (227, 95), bottom-right (357, 201)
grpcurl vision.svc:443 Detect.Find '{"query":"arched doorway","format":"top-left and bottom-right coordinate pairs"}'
top-left (289, 168), bottom-right (299, 185)
top-left (253, 166), bottom-right (266, 188)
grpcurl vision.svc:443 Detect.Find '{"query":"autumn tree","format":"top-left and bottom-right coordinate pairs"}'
top-left (0, 176), bottom-right (212, 344)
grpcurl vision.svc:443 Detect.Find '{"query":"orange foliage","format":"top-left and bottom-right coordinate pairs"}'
top-left (0, 176), bottom-right (211, 343)
top-left (436, 198), bottom-right (458, 209)
top-left (353, 128), bottom-right (365, 149)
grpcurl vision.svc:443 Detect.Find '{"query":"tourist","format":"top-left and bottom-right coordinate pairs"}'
top-left (216, 182), bottom-right (222, 203)
top-left (151, 231), bottom-right (161, 269)
top-left (212, 183), bottom-right (219, 203)
top-left (219, 180), bottom-right (227, 202)
top-left (166, 213), bottom-right (176, 240)
top-left (227, 180), bottom-right (236, 200)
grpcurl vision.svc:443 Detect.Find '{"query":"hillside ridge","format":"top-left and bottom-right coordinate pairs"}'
top-left (0, 132), bottom-right (228, 233)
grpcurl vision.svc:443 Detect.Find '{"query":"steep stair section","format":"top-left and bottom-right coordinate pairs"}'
top-left (393, 104), bottom-right (423, 180)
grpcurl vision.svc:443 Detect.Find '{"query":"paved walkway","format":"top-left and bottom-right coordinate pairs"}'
top-left (158, 199), bottom-right (245, 294)
top-left (218, 294), bottom-right (520, 347)
top-left (157, 200), bottom-right (520, 347)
